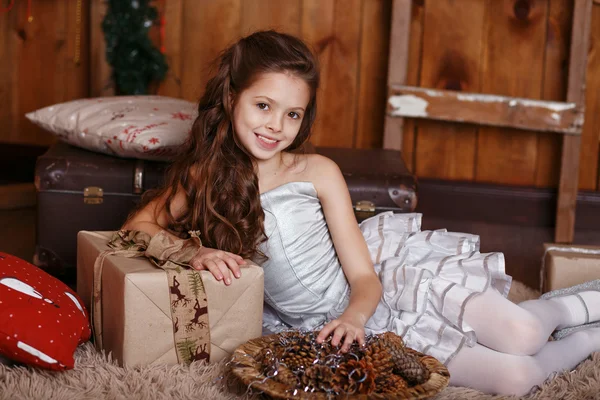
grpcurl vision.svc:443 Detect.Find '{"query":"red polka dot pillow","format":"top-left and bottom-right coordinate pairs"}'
top-left (25, 95), bottom-right (197, 161)
top-left (0, 252), bottom-right (91, 370)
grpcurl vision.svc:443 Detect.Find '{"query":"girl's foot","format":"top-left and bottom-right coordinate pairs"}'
top-left (541, 280), bottom-right (600, 339)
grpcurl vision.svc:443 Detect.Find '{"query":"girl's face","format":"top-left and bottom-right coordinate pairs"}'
top-left (232, 72), bottom-right (311, 161)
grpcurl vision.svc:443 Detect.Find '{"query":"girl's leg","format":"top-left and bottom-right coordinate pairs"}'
top-left (462, 288), bottom-right (569, 355)
top-left (448, 329), bottom-right (600, 396)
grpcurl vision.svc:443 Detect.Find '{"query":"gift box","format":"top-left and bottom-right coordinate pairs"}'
top-left (541, 243), bottom-right (600, 293)
top-left (76, 231), bottom-right (264, 366)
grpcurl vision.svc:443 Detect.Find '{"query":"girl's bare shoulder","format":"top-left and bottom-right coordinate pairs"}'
top-left (282, 152), bottom-right (338, 179)
top-left (281, 152), bottom-right (343, 194)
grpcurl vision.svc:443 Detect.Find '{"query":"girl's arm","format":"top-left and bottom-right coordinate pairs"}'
top-left (123, 186), bottom-right (246, 285)
top-left (122, 186), bottom-right (188, 241)
top-left (310, 155), bottom-right (383, 351)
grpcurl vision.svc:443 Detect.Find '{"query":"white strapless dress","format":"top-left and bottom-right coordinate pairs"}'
top-left (255, 181), bottom-right (512, 365)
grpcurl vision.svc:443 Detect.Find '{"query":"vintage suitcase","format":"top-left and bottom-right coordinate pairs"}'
top-left (315, 147), bottom-right (417, 220)
top-left (35, 142), bottom-right (416, 283)
top-left (34, 142), bottom-right (167, 283)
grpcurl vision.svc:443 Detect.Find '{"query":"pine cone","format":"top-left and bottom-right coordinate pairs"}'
top-left (334, 358), bottom-right (377, 395)
top-left (282, 344), bottom-right (320, 371)
top-left (277, 331), bottom-right (327, 372)
top-left (364, 340), bottom-right (394, 375)
top-left (300, 365), bottom-right (334, 392)
top-left (377, 332), bottom-right (405, 358)
top-left (332, 361), bottom-right (353, 393)
top-left (372, 332), bottom-right (407, 375)
top-left (376, 373), bottom-right (408, 393)
top-left (393, 351), bottom-right (430, 385)
top-left (370, 332), bottom-right (429, 385)
top-left (379, 331), bottom-right (405, 348)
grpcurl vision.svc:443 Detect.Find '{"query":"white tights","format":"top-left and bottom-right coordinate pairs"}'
top-left (447, 289), bottom-right (600, 396)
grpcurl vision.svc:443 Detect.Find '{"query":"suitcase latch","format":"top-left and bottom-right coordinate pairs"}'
top-left (133, 160), bottom-right (144, 194)
top-left (354, 200), bottom-right (376, 220)
top-left (84, 186), bottom-right (104, 205)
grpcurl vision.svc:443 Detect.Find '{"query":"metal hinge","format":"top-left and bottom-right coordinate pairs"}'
top-left (354, 200), bottom-right (376, 220)
top-left (84, 186), bottom-right (103, 204)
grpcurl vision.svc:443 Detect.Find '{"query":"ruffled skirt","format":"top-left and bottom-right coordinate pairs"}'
top-left (345, 212), bottom-right (511, 365)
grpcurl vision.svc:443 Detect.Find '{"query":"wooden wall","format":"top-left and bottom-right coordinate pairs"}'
top-left (1, 0), bottom-right (392, 151)
top-left (402, 0), bottom-right (600, 191)
top-left (153, 0), bottom-right (392, 149)
top-left (0, 0), bottom-right (91, 146)
top-left (2, 0), bottom-right (600, 191)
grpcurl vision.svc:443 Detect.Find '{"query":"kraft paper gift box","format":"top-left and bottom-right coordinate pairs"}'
top-left (76, 230), bottom-right (264, 366)
top-left (541, 243), bottom-right (600, 293)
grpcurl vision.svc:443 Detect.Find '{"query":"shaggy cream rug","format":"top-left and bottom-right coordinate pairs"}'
top-left (2, 281), bottom-right (600, 400)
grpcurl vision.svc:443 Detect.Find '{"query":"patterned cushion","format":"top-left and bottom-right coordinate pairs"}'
top-left (0, 253), bottom-right (91, 370)
top-left (26, 96), bottom-right (197, 161)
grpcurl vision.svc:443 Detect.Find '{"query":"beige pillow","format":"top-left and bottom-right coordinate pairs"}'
top-left (26, 96), bottom-right (197, 161)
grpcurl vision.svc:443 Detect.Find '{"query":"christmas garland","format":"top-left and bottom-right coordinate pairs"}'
top-left (102, 0), bottom-right (168, 95)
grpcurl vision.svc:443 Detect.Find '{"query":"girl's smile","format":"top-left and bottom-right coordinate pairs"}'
top-left (254, 132), bottom-right (280, 150)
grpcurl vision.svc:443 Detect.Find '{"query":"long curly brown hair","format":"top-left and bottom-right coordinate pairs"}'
top-left (138, 31), bottom-right (320, 259)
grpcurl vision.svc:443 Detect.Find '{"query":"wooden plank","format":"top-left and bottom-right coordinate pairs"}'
top-left (180, 0), bottom-right (241, 102)
top-left (535, 0), bottom-right (573, 187)
top-left (355, 0), bottom-right (392, 149)
top-left (146, 0), bottom-right (166, 95)
top-left (64, 0), bottom-right (90, 101)
top-left (16, 0), bottom-right (62, 145)
top-left (303, 0), bottom-right (362, 148)
top-left (241, 0), bottom-right (302, 36)
top-left (58, 0), bottom-right (90, 102)
top-left (301, 0), bottom-right (335, 146)
top-left (51, 1), bottom-right (68, 104)
top-left (413, 0), bottom-right (485, 181)
top-left (580, 4), bottom-right (600, 190)
top-left (157, 0), bottom-right (183, 98)
top-left (476, 0), bottom-right (549, 186)
top-left (0, 183), bottom-right (36, 210)
top-left (382, 0), bottom-right (412, 150)
top-left (388, 85), bottom-right (582, 135)
top-left (401, 0), bottom-right (426, 172)
top-left (8, 0), bottom-right (88, 146)
top-left (555, 0), bottom-right (593, 243)
top-left (0, 0), bottom-right (19, 143)
top-left (90, 0), bottom-right (114, 97)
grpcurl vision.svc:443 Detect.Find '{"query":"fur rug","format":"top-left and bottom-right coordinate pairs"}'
top-left (2, 281), bottom-right (600, 400)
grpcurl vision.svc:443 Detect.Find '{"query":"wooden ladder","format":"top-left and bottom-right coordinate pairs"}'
top-left (383, 0), bottom-right (594, 244)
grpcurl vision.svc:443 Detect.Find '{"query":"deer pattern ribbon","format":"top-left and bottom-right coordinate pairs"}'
top-left (165, 266), bottom-right (210, 364)
top-left (92, 230), bottom-right (210, 365)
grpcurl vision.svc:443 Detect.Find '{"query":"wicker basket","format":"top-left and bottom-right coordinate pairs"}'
top-left (230, 334), bottom-right (450, 399)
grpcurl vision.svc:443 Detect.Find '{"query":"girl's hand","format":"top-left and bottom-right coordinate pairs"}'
top-left (316, 313), bottom-right (366, 352)
top-left (190, 247), bottom-right (246, 285)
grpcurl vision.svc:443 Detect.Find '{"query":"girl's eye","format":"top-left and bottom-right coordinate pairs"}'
top-left (257, 103), bottom-right (269, 110)
top-left (288, 112), bottom-right (300, 120)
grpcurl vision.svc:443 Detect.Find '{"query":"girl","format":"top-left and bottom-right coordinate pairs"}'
top-left (123, 30), bottom-right (600, 396)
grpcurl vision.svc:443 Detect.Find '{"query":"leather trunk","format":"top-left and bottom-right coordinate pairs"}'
top-left (35, 143), bottom-right (416, 283)
top-left (315, 147), bottom-right (417, 220)
top-left (35, 143), bottom-right (167, 283)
